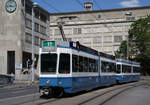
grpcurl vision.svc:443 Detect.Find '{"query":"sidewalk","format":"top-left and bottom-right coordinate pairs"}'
top-left (0, 80), bottom-right (39, 89)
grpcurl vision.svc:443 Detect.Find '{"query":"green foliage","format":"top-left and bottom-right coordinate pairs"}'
top-left (115, 41), bottom-right (127, 59)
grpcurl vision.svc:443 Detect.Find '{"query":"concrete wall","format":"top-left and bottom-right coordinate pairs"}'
top-left (0, 0), bottom-right (23, 76)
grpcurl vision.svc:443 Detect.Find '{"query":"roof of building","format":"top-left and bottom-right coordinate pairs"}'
top-left (50, 6), bottom-right (150, 16)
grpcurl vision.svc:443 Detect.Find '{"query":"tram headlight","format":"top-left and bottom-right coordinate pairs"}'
top-left (46, 80), bottom-right (50, 84)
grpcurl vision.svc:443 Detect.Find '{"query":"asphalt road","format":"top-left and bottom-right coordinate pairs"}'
top-left (103, 84), bottom-right (150, 105)
top-left (0, 85), bottom-right (38, 100)
top-left (0, 85), bottom-right (40, 105)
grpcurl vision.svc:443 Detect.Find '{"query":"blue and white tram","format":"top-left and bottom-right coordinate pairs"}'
top-left (39, 41), bottom-right (116, 97)
top-left (116, 59), bottom-right (140, 83)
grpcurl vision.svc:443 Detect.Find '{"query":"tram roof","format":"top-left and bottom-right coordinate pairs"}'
top-left (42, 40), bottom-right (115, 59)
top-left (116, 59), bottom-right (140, 65)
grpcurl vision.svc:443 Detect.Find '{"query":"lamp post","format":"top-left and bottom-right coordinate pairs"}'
top-left (125, 12), bottom-right (132, 60)
top-left (31, 2), bottom-right (37, 83)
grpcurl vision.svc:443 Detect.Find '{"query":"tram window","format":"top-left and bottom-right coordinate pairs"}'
top-left (122, 65), bottom-right (126, 73)
top-left (89, 58), bottom-right (93, 72)
top-left (59, 53), bottom-right (70, 74)
top-left (84, 57), bottom-right (89, 72)
top-left (133, 67), bottom-right (140, 73)
top-left (101, 61), bottom-right (106, 72)
top-left (116, 65), bottom-right (121, 73)
top-left (106, 62), bottom-right (110, 72)
top-left (127, 66), bottom-right (131, 73)
top-left (111, 63), bottom-right (116, 73)
top-left (72, 55), bottom-right (78, 72)
top-left (122, 65), bottom-right (131, 73)
top-left (92, 60), bottom-right (98, 72)
top-left (41, 54), bottom-right (57, 74)
top-left (79, 56), bottom-right (84, 72)
top-left (101, 61), bottom-right (116, 73)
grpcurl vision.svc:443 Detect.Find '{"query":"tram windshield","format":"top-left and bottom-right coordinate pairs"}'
top-left (41, 53), bottom-right (57, 74)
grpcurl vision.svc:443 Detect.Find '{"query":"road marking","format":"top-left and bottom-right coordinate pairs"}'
top-left (0, 93), bottom-right (40, 102)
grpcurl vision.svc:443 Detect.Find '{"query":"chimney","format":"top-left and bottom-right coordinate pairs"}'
top-left (84, 2), bottom-right (93, 11)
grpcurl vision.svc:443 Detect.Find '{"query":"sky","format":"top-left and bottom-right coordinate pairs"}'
top-left (32, 0), bottom-right (150, 13)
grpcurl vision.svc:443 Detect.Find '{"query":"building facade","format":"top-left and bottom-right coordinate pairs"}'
top-left (0, 0), bottom-right (49, 79)
top-left (49, 6), bottom-right (150, 55)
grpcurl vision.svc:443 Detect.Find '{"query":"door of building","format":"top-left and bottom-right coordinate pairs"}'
top-left (7, 51), bottom-right (15, 74)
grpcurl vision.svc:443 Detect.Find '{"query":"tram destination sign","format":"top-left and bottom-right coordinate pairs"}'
top-left (43, 41), bottom-right (56, 52)
top-left (42, 41), bottom-right (70, 52)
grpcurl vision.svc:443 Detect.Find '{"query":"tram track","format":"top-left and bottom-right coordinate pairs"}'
top-left (19, 80), bottom-right (148, 105)
top-left (78, 81), bottom-right (147, 105)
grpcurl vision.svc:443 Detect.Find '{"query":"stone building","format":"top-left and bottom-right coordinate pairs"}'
top-left (0, 0), bottom-right (49, 79)
top-left (49, 5), bottom-right (150, 55)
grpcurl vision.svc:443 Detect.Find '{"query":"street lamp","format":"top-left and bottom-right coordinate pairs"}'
top-left (31, 2), bottom-right (37, 83)
top-left (125, 12), bottom-right (132, 60)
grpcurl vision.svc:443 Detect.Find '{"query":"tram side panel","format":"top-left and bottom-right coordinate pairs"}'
top-left (99, 57), bottom-right (116, 86)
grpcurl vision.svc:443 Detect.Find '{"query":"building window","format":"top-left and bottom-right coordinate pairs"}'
top-left (25, 18), bottom-right (32, 29)
top-left (35, 23), bottom-right (39, 32)
top-left (40, 25), bottom-right (46, 35)
top-left (40, 13), bottom-right (47, 23)
top-left (73, 28), bottom-right (82, 34)
top-left (25, 4), bottom-right (32, 15)
top-left (25, 33), bottom-right (32, 43)
top-left (34, 9), bottom-right (40, 19)
top-left (82, 27), bottom-right (109, 34)
top-left (114, 36), bottom-right (122, 42)
top-left (35, 36), bottom-right (39, 46)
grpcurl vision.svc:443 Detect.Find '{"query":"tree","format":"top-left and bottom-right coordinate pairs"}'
top-left (116, 15), bottom-right (150, 75)
top-left (128, 15), bottom-right (150, 59)
top-left (115, 41), bottom-right (127, 59)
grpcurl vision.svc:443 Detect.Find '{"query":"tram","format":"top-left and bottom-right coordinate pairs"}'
top-left (39, 41), bottom-right (117, 97)
top-left (116, 59), bottom-right (140, 83)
